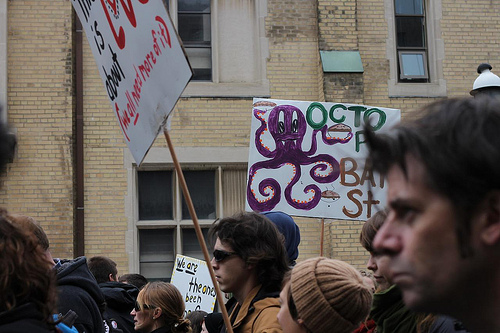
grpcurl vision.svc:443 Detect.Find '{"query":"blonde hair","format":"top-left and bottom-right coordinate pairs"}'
top-left (138, 282), bottom-right (192, 333)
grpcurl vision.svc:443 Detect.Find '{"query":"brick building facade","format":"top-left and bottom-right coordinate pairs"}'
top-left (1, 0), bottom-right (500, 277)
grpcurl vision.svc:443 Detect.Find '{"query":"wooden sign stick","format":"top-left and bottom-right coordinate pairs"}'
top-left (320, 218), bottom-right (325, 256)
top-left (163, 129), bottom-right (234, 333)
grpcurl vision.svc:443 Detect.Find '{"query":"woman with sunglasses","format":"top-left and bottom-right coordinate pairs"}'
top-left (131, 281), bottom-right (192, 333)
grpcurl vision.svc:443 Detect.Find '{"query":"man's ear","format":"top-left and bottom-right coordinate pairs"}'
top-left (245, 263), bottom-right (255, 270)
top-left (109, 273), bottom-right (117, 282)
top-left (480, 191), bottom-right (500, 246)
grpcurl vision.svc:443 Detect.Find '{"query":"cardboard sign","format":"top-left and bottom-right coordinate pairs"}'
top-left (246, 98), bottom-right (401, 220)
top-left (71, 0), bottom-right (192, 165)
top-left (171, 255), bottom-right (216, 315)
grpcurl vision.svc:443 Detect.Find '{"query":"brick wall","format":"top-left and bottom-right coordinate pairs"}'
top-left (266, 0), bottom-right (324, 101)
top-left (4, 0), bottom-right (74, 257)
top-left (5, 0), bottom-right (500, 275)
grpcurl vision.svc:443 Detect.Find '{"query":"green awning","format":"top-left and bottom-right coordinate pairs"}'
top-left (320, 51), bottom-right (364, 73)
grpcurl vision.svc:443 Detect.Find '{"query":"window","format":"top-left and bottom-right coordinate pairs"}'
top-left (398, 51), bottom-right (428, 80)
top-left (139, 228), bottom-right (174, 281)
top-left (138, 171), bottom-right (174, 220)
top-left (163, 0), bottom-right (270, 97)
top-left (164, 0), bottom-right (212, 81)
top-left (181, 170), bottom-right (217, 220)
top-left (182, 228), bottom-right (210, 258)
top-left (394, 0), bottom-right (428, 82)
top-left (135, 166), bottom-right (247, 281)
top-left (178, 0), bottom-right (212, 81)
top-left (386, 0), bottom-right (446, 97)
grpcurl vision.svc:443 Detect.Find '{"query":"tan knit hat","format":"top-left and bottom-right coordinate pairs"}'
top-left (290, 257), bottom-right (373, 333)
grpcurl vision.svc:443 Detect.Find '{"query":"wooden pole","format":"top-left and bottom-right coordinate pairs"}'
top-left (320, 218), bottom-right (325, 256)
top-left (164, 129), bottom-right (233, 333)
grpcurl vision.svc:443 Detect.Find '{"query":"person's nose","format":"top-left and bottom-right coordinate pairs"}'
top-left (373, 215), bottom-right (403, 256)
top-left (211, 256), bottom-right (218, 270)
top-left (367, 254), bottom-right (377, 272)
top-left (130, 309), bottom-right (136, 316)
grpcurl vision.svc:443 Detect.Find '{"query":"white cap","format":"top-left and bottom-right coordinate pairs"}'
top-left (470, 63), bottom-right (500, 96)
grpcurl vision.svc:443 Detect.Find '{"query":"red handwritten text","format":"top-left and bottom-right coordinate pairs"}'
top-left (115, 16), bottom-right (172, 141)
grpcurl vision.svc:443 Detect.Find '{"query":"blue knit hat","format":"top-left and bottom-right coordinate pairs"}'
top-left (261, 211), bottom-right (300, 265)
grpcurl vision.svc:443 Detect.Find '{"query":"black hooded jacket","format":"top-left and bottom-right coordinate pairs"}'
top-left (99, 281), bottom-right (138, 333)
top-left (0, 302), bottom-right (54, 333)
top-left (56, 257), bottom-right (106, 333)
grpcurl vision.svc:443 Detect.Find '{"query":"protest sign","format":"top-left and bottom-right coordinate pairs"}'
top-left (171, 254), bottom-right (216, 315)
top-left (71, 0), bottom-right (192, 165)
top-left (246, 98), bottom-right (401, 220)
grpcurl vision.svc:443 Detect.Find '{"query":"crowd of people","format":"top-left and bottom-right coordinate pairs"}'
top-left (2, 95), bottom-right (500, 333)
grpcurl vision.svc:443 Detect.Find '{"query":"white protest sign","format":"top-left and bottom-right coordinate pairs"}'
top-left (71, 0), bottom-right (192, 165)
top-left (171, 255), bottom-right (216, 315)
top-left (246, 98), bottom-right (401, 220)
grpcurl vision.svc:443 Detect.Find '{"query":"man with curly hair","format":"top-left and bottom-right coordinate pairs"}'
top-left (209, 211), bottom-right (289, 333)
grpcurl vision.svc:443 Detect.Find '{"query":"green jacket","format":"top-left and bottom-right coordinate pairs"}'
top-left (370, 285), bottom-right (418, 333)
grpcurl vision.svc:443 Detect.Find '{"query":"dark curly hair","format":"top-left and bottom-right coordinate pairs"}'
top-left (0, 214), bottom-right (57, 326)
top-left (209, 211), bottom-right (289, 292)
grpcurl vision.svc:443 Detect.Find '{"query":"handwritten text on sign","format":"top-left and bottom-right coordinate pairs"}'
top-left (171, 255), bottom-right (216, 316)
top-left (246, 99), bottom-right (401, 220)
top-left (71, 0), bottom-right (192, 165)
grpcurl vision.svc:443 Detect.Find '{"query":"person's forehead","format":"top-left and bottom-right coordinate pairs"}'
top-left (387, 156), bottom-right (431, 194)
top-left (214, 237), bottom-right (234, 251)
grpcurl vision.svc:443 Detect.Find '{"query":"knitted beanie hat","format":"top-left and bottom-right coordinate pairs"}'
top-left (290, 257), bottom-right (373, 333)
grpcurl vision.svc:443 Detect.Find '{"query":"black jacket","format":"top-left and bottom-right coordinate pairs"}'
top-left (0, 302), bottom-right (54, 333)
top-left (56, 257), bottom-right (106, 333)
top-left (150, 326), bottom-right (171, 333)
top-left (99, 281), bottom-right (139, 333)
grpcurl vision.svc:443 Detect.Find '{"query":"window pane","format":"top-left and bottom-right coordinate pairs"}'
top-left (185, 48), bottom-right (212, 81)
top-left (395, 0), bottom-right (423, 15)
top-left (178, 0), bottom-right (210, 12)
top-left (401, 53), bottom-right (425, 76)
top-left (182, 228), bottom-right (210, 260)
top-left (140, 262), bottom-right (172, 282)
top-left (139, 229), bottom-right (174, 281)
top-left (177, 0), bottom-right (212, 82)
top-left (181, 170), bottom-right (216, 220)
top-left (396, 17), bottom-right (425, 47)
top-left (178, 13), bottom-right (211, 43)
top-left (138, 171), bottom-right (173, 220)
top-left (222, 169), bottom-right (247, 217)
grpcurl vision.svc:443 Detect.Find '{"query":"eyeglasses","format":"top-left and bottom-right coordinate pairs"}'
top-left (213, 249), bottom-right (237, 262)
top-left (134, 301), bottom-right (155, 312)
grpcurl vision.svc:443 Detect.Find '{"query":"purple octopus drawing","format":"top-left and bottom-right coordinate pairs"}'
top-left (247, 103), bottom-right (353, 212)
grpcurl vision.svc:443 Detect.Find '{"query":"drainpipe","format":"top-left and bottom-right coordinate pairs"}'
top-left (74, 12), bottom-right (85, 257)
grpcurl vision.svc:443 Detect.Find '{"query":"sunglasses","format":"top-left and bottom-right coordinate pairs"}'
top-left (134, 301), bottom-right (155, 312)
top-left (213, 249), bottom-right (237, 262)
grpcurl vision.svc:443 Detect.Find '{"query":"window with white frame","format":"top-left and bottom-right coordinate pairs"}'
top-left (386, 0), bottom-right (446, 97)
top-left (394, 0), bottom-right (428, 82)
top-left (136, 166), bottom-right (247, 282)
top-left (165, 0), bottom-right (212, 81)
top-left (163, 0), bottom-right (270, 97)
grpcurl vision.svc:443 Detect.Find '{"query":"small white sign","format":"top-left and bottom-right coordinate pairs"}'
top-left (171, 255), bottom-right (216, 316)
top-left (71, 0), bottom-right (192, 165)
